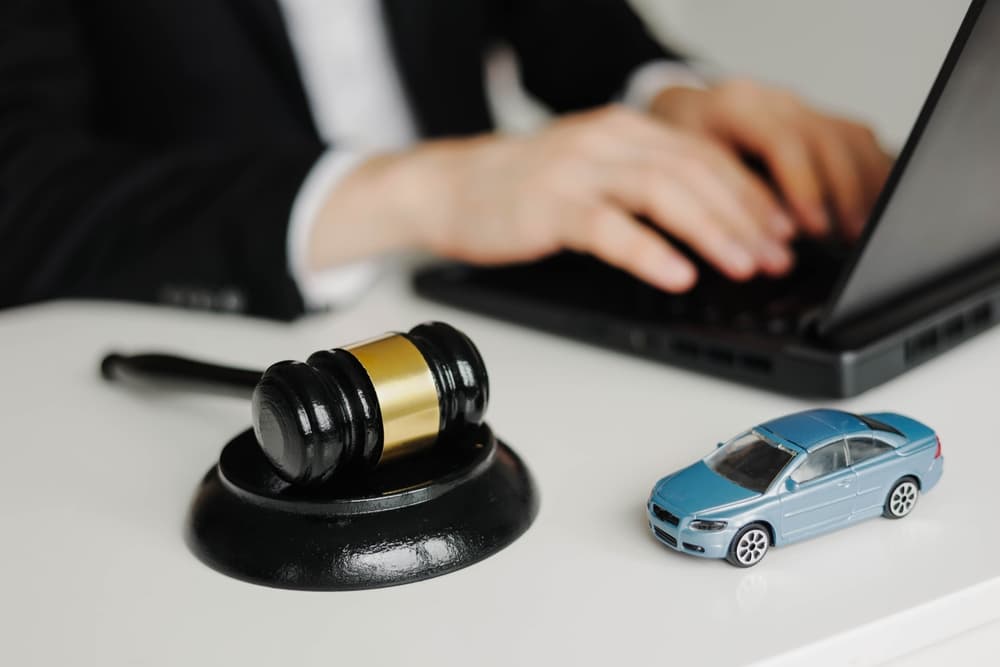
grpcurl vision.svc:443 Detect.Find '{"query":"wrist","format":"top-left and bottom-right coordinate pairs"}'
top-left (306, 152), bottom-right (423, 271)
top-left (623, 60), bottom-right (707, 113)
top-left (306, 134), bottom-right (518, 270)
top-left (649, 85), bottom-right (709, 127)
top-left (383, 134), bottom-right (520, 256)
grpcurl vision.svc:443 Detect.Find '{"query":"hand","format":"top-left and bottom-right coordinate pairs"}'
top-left (650, 80), bottom-right (893, 239)
top-left (312, 106), bottom-right (801, 292)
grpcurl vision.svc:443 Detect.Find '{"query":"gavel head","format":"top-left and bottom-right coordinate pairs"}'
top-left (251, 322), bottom-right (489, 487)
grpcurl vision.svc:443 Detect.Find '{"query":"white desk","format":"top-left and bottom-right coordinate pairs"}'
top-left (1, 266), bottom-right (998, 666)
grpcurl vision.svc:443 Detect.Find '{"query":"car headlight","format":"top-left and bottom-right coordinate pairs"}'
top-left (689, 519), bottom-right (727, 531)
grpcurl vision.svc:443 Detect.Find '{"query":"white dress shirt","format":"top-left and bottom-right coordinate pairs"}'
top-left (277, 0), bottom-right (701, 310)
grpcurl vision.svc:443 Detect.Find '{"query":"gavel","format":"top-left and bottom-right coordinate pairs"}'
top-left (102, 322), bottom-right (489, 487)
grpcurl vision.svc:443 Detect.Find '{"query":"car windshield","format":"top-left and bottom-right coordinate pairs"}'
top-left (705, 430), bottom-right (796, 493)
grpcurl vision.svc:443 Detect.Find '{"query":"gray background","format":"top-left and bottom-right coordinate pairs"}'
top-left (492, 1), bottom-right (971, 149)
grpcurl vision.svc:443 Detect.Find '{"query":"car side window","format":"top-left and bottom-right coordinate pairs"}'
top-left (847, 436), bottom-right (893, 465)
top-left (791, 441), bottom-right (848, 484)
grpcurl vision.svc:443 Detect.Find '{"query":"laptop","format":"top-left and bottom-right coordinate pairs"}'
top-left (414, 0), bottom-right (1000, 398)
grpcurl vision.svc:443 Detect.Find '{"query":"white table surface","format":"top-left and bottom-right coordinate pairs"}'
top-left (1, 266), bottom-right (998, 666)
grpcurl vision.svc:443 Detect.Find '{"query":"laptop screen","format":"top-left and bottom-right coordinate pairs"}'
top-left (823, 0), bottom-right (1000, 330)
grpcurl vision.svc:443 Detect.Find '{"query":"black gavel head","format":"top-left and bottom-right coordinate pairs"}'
top-left (251, 322), bottom-right (489, 487)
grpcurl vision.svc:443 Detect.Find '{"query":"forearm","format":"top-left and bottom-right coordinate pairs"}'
top-left (303, 135), bottom-right (508, 271)
top-left (305, 151), bottom-right (426, 272)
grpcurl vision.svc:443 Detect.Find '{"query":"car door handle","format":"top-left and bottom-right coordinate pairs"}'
top-left (836, 480), bottom-right (852, 488)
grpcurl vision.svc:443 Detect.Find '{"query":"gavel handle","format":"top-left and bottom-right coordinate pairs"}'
top-left (101, 352), bottom-right (263, 400)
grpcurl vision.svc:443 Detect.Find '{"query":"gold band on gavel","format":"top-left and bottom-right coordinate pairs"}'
top-left (344, 334), bottom-right (441, 463)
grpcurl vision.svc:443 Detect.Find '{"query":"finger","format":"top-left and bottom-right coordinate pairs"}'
top-left (828, 122), bottom-right (893, 240)
top-left (721, 112), bottom-right (831, 237)
top-left (566, 111), bottom-right (765, 277)
top-left (808, 122), bottom-right (868, 239)
top-left (678, 136), bottom-right (797, 241)
top-left (607, 167), bottom-right (758, 281)
top-left (564, 205), bottom-right (698, 292)
top-left (578, 108), bottom-right (791, 276)
top-left (593, 106), bottom-right (797, 244)
top-left (841, 122), bottom-right (893, 213)
top-left (654, 148), bottom-right (794, 276)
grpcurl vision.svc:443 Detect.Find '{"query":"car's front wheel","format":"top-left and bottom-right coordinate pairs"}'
top-left (884, 477), bottom-right (919, 519)
top-left (726, 523), bottom-right (770, 568)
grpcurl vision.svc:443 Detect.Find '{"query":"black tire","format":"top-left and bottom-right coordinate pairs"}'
top-left (725, 523), bottom-right (770, 568)
top-left (883, 476), bottom-right (919, 519)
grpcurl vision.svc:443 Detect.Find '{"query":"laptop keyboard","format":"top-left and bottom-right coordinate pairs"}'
top-left (635, 241), bottom-right (848, 335)
top-left (459, 241), bottom-right (849, 337)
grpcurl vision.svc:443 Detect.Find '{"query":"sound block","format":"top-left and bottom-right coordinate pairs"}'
top-left (185, 423), bottom-right (538, 590)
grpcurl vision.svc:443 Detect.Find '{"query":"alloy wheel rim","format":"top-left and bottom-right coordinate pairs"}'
top-left (890, 482), bottom-right (918, 517)
top-left (736, 528), bottom-right (768, 565)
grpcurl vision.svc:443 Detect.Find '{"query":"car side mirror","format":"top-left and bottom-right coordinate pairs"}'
top-left (785, 478), bottom-right (799, 493)
top-left (716, 442), bottom-right (724, 449)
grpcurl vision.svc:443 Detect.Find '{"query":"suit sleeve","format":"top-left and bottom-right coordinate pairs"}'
top-left (0, 1), bottom-right (321, 320)
top-left (497, 0), bottom-right (683, 113)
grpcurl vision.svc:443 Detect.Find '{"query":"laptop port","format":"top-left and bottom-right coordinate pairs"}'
top-left (905, 329), bottom-right (939, 362)
top-left (740, 354), bottom-right (774, 375)
top-left (706, 348), bottom-right (735, 366)
top-left (670, 339), bottom-right (700, 359)
top-left (942, 315), bottom-right (966, 341)
top-left (970, 303), bottom-right (992, 329)
top-left (628, 328), bottom-right (648, 351)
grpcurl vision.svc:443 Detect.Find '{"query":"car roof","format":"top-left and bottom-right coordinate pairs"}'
top-left (757, 409), bottom-right (866, 452)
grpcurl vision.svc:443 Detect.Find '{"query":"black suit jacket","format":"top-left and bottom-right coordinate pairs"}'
top-left (0, 0), bottom-right (676, 319)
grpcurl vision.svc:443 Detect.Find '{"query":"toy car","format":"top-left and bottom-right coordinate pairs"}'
top-left (647, 409), bottom-right (943, 567)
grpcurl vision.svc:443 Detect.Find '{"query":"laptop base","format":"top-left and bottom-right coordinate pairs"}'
top-left (414, 258), bottom-right (999, 398)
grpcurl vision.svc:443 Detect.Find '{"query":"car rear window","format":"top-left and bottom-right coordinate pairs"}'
top-left (854, 414), bottom-right (904, 436)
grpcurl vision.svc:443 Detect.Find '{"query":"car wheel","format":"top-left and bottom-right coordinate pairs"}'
top-left (884, 477), bottom-right (919, 519)
top-left (726, 523), bottom-right (770, 568)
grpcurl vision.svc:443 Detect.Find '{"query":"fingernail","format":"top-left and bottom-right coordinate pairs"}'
top-left (769, 211), bottom-right (795, 239)
top-left (810, 205), bottom-right (831, 234)
top-left (757, 240), bottom-right (793, 273)
top-left (757, 241), bottom-right (792, 270)
top-left (723, 242), bottom-right (756, 277)
top-left (660, 261), bottom-right (697, 290)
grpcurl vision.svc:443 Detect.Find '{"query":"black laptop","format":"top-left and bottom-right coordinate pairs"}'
top-left (414, 0), bottom-right (1000, 398)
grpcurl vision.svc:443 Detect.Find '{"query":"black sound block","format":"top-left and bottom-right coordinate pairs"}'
top-left (185, 423), bottom-right (538, 591)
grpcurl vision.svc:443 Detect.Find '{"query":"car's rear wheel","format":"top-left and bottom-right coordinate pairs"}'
top-left (884, 477), bottom-right (919, 519)
top-left (726, 523), bottom-right (770, 568)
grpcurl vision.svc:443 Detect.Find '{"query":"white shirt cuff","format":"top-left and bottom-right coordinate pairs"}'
top-left (287, 149), bottom-right (381, 311)
top-left (622, 60), bottom-right (707, 111)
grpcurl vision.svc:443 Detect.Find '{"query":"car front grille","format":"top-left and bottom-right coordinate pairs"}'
top-left (654, 526), bottom-right (677, 547)
top-left (652, 504), bottom-right (680, 526)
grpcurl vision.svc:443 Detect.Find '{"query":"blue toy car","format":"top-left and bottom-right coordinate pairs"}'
top-left (647, 409), bottom-right (943, 567)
